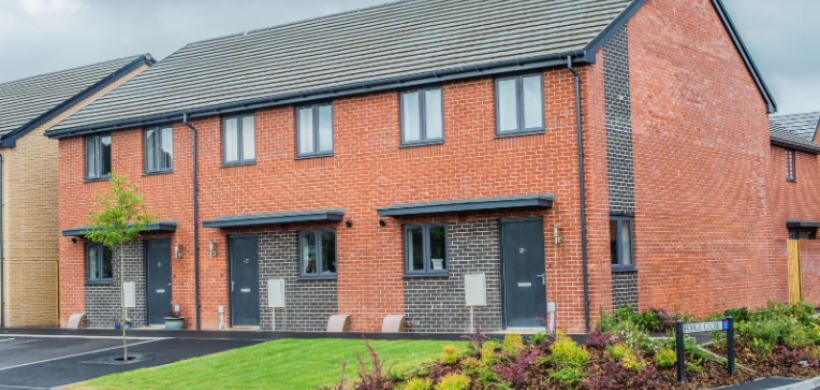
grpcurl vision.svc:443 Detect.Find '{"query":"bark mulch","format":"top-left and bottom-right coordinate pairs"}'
top-left (706, 344), bottom-right (820, 380)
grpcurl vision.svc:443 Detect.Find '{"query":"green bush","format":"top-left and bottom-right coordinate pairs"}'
top-left (606, 344), bottom-right (630, 362)
top-left (530, 332), bottom-right (548, 346)
top-left (474, 368), bottom-right (512, 390)
top-left (545, 335), bottom-right (590, 368)
top-left (441, 344), bottom-right (461, 365)
top-left (434, 374), bottom-right (471, 390)
top-left (460, 357), bottom-right (481, 374)
top-left (400, 378), bottom-right (433, 390)
top-left (502, 333), bottom-right (523, 355)
top-left (655, 347), bottom-right (677, 368)
top-left (549, 366), bottom-right (588, 389)
top-left (480, 341), bottom-right (500, 367)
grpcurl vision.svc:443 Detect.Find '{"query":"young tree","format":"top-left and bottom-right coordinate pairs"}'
top-left (83, 172), bottom-right (156, 360)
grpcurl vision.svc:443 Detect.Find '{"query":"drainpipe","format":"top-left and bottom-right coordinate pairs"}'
top-left (182, 114), bottom-right (201, 330)
top-left (0, 154), bottom-right (4, 328)
top-left (566, 57), bottom-right (591, 332)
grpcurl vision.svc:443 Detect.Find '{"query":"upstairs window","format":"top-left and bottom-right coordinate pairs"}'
top-left (223, 114), bottom-right (255, 166)
top-left (296, 103), bottom-right (334, 158)
top-left (299, 230), bottom-right (337, 278)
top-left (401, 86), bottom-right (444, 145)
top-left (787, 149), bottom-right (796, 182)
top-left (495, 74), bottom-right (544, 135)
top-left (87, 242), bottom-right (113, 283)
top-left (404, 224), bottom-right (448, 276)
top-left (145, 126), bottom-right (173, 173)
top-left (610, 216), bottom-right (634, 270)
top-left (85, 134), bottom-right (111, 180)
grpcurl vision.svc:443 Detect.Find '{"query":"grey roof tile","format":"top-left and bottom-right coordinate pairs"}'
top-left (770, 122), bottom-right (820, 154)
top-left (770, 111), bottom-right (820, 142)
top-left (0, 55), bottom-right (144, 136)
top-left (50, 0), bottom-right (634, 133)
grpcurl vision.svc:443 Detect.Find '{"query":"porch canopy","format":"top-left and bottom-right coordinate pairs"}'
top-left (376, 194), bottom-right (554, 217)
top-left (62, 220), bottom-right (178, 236)
top-left (202, 209), bottom-right (344, 229)
top-left (786, 220), bottom-right (820, 229)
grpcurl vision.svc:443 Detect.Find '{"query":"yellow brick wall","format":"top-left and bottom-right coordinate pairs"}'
top-left (1, 64), bottom-right (149, 327)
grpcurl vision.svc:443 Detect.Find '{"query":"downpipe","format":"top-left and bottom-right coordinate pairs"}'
top-left (567, 57), bottom-right (591, 332)
top-left (182, 114), bottom-right (201, 330)
top-left (0, 154), bottom-right (4, 328)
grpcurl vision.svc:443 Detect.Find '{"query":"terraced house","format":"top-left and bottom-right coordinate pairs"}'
top-left (46, 0), bottom-right (796, 333)
top-left (0, 55), bottom-right (154, 327)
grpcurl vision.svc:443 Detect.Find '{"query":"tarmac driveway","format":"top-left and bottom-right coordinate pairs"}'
top-left (0, 334), bottom-right (260, 390)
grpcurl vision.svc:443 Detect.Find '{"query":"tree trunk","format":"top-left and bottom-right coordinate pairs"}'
top-left (120, 244), bottom-right (128, 361)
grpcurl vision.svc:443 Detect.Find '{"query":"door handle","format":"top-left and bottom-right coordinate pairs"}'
top-left (536, 274), bottom-right (545, 285)
top-left (231, 281), bottom-right (235, 292)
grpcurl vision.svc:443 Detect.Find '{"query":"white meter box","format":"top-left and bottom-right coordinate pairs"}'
top-left (123, 282), bottom-right (136, 308)
top-left (464, 274), bottom-right (487, 307)
top-left (268, 279), bottom-right (286, 308)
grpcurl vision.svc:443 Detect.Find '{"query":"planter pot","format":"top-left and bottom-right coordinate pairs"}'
top-left (114, 322), bottom-right (132, 330)
top-left (165, 317), bottom-right (185, 330)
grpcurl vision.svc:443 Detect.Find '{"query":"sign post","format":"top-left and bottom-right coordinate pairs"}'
top-left (675, 317), bottom-right (734, 383)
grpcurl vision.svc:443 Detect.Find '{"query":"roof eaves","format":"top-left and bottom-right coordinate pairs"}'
top-left (45, 50), bottom-right (586, 139)
top-left (581, 0), bottom-right (647, 63)
top-left (711, 0), bottom-right (778, 114)
top-left (1, 54), bottom-right (156, 148)
top-left (771, 136), bottom-right (820, 155)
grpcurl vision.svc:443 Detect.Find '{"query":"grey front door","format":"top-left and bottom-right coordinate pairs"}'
top-left (229, 234), bottom-right (259, 327)
top-left (146, 239), bottom-right (172, 326)
top-left (501, 218), bottom-right (547, 328)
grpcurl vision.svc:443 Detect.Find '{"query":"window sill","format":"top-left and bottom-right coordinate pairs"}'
top-left (403, 273), bottom-right (449, 279)
top-left (611, 266), bottom-right (638, 273)
top-left (399, 141), bottom-right (444, 149)
top-left (143, 171), bottom-right (173, 176)
top-left (86, 281), bottom-right (114, 286)
top-left (787, 179), bottom-right (797, 183)
top-left (297, 276), bottom-right (338, 281)
top-left (495, 130), bottom-right (545, 139)
top-left (222, 161), bottom-right (256, 169)
top-left (294, 154), bottom-right (334, 161)
top-left (84, 177), bottom-right (110, 183)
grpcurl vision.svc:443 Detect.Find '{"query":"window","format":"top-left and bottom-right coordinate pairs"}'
top-left (299, 230), bottom-right (337, 278)
top-left (495, 74), bottom-right (544, 135)
top-left (787, 149), bottom-right (796, 181)
top-left (296, 103), bottom-right (333, 158)
top-left (145, 126), bottom-right (173, 173)
top-left (404, 224), bottom-right (447, 276)
top-left (87, 242), bottom-right (113, 283)
top-left (610, 216), bottom-right (634, 269)
top-left (401, 86), bottom-right (444, 145)
top-left (223, 114), bottom-right (255, 165)
top-left (85, 134), bottom-right (111, 180)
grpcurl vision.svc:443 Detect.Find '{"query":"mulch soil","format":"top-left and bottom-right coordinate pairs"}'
top-left (706, 344), bottom-right (820, 380)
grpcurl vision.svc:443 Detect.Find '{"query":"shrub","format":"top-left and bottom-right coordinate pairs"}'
top-left (441, 344), bottom-right (461, 365)
top-left (655, 347), bottom-right (677, 368)
top-left (399, 378), bottom-right (432, 390)
top-left (460, 357), bottom-right (481, 374)
top-left (621, 351), bottom-right (649, 371)
top-left (481, 341), bottom-right (500, 367)
top-left (356, 337), bottom-right (397, 390)
top-left (686, 362), bottom-right (705, 373)
top-left (502, 333), bottom-right (523, 356)
top-left (475, 368), bottom-right (512, 390)
top-left (751, 337), bottom-right (774, 362)
top-left (586, 330), bottom-right (619, 348)
top-left (461, 325), bottom-right (488, 354)
top-left (530, 331), bottom-right (548, 346)
top-left (606, 344), bottom-right (630, 362)
top-left (494, 349), bottom-right (540, 388)
top-left (550, 366), bottom-right (588, 389)
top-left (545, 334), bottom-right (590, 368)
top-left (434, 374), bottom-right (470, 390)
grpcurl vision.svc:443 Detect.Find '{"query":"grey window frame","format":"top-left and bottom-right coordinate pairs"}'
top-left (295, 102), bottom-right (334, 159)
top-left (85, 133), bottom-right (111, 180)
top-left (787, 149), bottom-right (796, 182)
top-left (400, 86), bottom-right (444, 146)
top-left (222, 113), bottom-right (256, 166)
top-left (144, 125), bottom-right (173, 174)
top-left (610, 216), bottom-right (635, 271)
top-left (494, 73), bottom-right (545, 136)
top-left (298, 229), bottom-right (337, 279)
top-left (403, 223), bottom-right (448, 277)
top-left (86, 242), bottom-right (113, 284)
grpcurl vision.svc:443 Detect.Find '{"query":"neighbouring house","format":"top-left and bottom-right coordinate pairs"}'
top-left (768, 112), bottom-right (820, 305)
top-left (45, 0), bottom-right (790, 333)
top-left (0, 55), bottom-right (154, 328)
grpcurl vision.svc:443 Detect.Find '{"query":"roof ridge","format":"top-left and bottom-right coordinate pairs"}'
top-left (183, 0), bottom-right (422, 47)
top-left (771, 111), bottom-right (820, 118)
top-left (0, 54), bottom-right (146, 87)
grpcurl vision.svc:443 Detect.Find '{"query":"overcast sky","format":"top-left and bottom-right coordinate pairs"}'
top-left (1, 0), bottom-right (817, 115)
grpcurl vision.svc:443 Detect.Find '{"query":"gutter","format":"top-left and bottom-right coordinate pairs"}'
top-left (771, 138), bottom-right (820, 155)
top-left (566, 57), bottom-right (591, 333)
top-left (182, 114), bottom-right (201, 330)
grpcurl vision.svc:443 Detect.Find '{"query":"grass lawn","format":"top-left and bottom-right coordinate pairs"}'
top-left (70, 338), bottom-right (466, 390)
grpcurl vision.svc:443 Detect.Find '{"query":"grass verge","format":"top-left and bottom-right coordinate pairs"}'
top-left (69, 338), bottom-right (466, 390)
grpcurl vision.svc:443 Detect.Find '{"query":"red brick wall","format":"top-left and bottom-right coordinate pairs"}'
top-left (59, 65), bottom-right (608, 332)
top-left (627, 0), bottom-right (785, 316)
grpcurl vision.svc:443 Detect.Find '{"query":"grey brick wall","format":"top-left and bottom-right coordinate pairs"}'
top-left (612, 271), bottom-right (638, 309)
top-left (604, 25), bottom-right (636, 216)
top-left (258, 231), bottom-right (338, 331)
top-left (403, 219), bottom-right (503, 333)
top-left (85, 240), bottom-right (146, 328)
